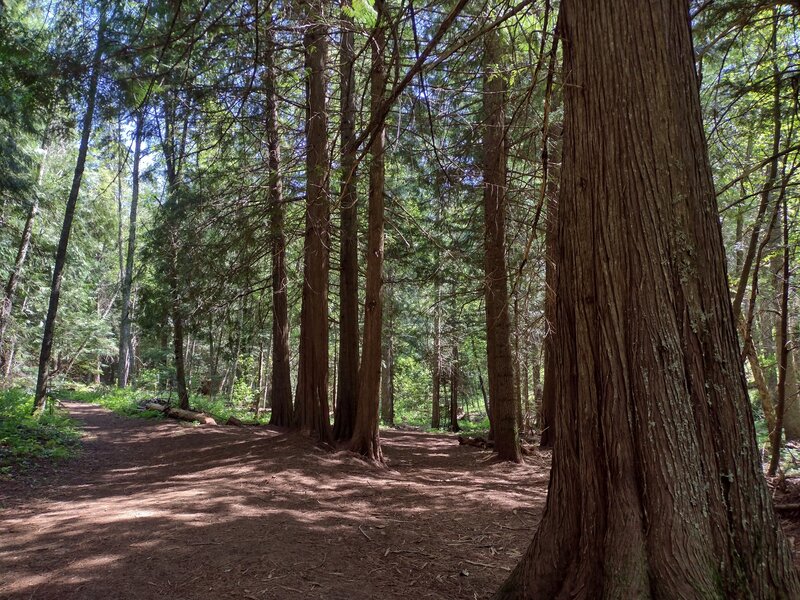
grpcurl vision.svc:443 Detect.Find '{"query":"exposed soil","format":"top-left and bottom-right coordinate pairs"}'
top-left (0, 403), bottom-right (551, 599)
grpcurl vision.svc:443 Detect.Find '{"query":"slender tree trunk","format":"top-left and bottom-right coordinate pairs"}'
top-left (168, 229), bottom-right (190, 410)
top-left (449, 344), bottom-right (459, 433)
top-left (432, 286), bottom-right (442, 429)
top-left (227, 298), bottom-right (245, 401)
top-left (351, 1), bottom-right (387, 462)
top-left (482, 27), bottom-right (521, 461)
top-left (522, 356), bottom-right (530, 434)
top-left (333, 4), bottom-right (360, 441)
top-left (380, 280), bottom-right (394, 425)
top-left (740, 319), bottom-right (777, 433)
top-left (118, 110), bottom-right (143, 388)
top-left (185, 334), bottom-right (196, 392)
top-left (732, 18), bottom-right (782, 322)
top-left (497, 1), bottom-right (800, 596)
top-left (264, 24), bottom-right (294, 423)
top-left (34, 9), bottom-right (106, 410)
top-left (538, 38), bottom-right (561, 449)
top-left (769, 165), bottom-right (791, 475)
top-left (293, 0), bottom-right (333, 444)
top-left (0, 135), bottom-right (47, 374)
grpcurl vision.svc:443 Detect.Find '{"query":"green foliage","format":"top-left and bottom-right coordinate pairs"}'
top-left (343, 0), bottom-right (377, 28)
top-left (0, 388), bottom-right (79, 477)
top-left (190, 394), bottom-right (269, 425)
top-left (55, 384), bottom-right (163, 419)
top-left (58, 383), bottom-right (268, 425)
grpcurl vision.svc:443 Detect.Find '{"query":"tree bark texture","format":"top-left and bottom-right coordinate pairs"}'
top-left (293, 0), bottom-right (333, 444)
top-left (34, 10), bottom-right (106, 409)
top-left (333, 5), bottom-right (360, 441)
top-left (265, 20), bottom-right (293, 427)
top-left (482, 27), bottom-right (522, 462)
top-left (449, 344), bottom-right (459, 433)
top-left (351, 1), bottom-right (386, 463)
top-left (118, 110), bottom-right (143, 388)
top-left (496, 1), bottom-right (800, 597)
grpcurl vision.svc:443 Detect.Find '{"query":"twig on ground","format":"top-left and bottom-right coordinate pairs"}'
top-left (463, 559), bottom-right (511, 571)
top-left (359, 525), bottom-right (373, 541)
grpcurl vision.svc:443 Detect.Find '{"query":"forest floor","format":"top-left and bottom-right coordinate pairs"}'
top-left (0, 402), bottom-right (552, 600)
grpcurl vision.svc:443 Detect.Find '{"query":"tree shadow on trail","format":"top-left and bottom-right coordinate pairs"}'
top-left (1, 402), bottom-right (549, 600)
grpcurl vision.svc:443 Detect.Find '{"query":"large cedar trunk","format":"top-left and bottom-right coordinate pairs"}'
top-left (350, 1), bottom-right (386, 463)
top-left (482, 27), bottom-right (521, 462)
top-left (333, 5), bottom-right (359, 441)
top-left (293, 0), bottom-right (333, 444)
top-left (497, 1), bottom-right (800, 597)
top-left (264, 20), bottom-right (293, 427)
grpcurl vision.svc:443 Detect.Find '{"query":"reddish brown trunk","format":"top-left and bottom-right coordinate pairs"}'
top-left (293, 0), bottom-right (333, 445)
top-left (449, 344), bottom-right (459, 433)
top-left (333, 5), bottom-right (359, 441)
top-left (497, 1), bottom-right (799, 597)
top-left (265, 19), bottom-right (293, 427)
top-left (351, 1), bottom-right (386, 463)
top-left (482, 27), bottom-right (521, 462)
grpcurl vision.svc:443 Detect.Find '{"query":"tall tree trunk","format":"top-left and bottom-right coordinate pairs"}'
top-left (265, 17), bottom-right (293, 427)
top-left (169, 230), bottom-right (190, 410)
top-left (264, 19), bottom-right (292, 427)
top-left (293, 0), bottom-right (333, 444)
top-left (351, 1), bottom-right (386, 462)
top-left (333, 4), bottom-right (360, 441)
top-left (496, 1), bottom-right (799, 596)
top-left (34, 9), bottom-right (107, 410)
top-left (740, 319), bottom-right (777, 433)
top-left (769, 171), bottom-right (790, 476)
top-left (227, 297), bottom-right (245, 401)
top-left (432, 289), bottom-right (442, 429)
top-left (482, 27), bottom-right (521, 462)
top-left (380, 282), bottom-right (394, 426)
top-left (449, 344), bottom-right (459, 433)
top-left (118, 110), bottom-right (143, 388)
top-left (731, 42), bottom-right (782, 322)
top-left (538, 37), bottom-right (561, 449)
top-left (264, 22), bottom-right (292, 427)
top-left (0, 134), bottom-right (47, 373)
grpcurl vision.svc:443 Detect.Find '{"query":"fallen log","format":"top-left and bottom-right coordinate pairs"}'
top-left (144, 403), bottom-right (168, 413)
top-left (167, 407), bottom-right (217, 425)
top-left (458, 435), bottom-right (494, 450)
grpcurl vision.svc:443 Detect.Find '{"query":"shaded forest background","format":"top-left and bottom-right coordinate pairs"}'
top-left (1, 0), bottom-right (799, 465)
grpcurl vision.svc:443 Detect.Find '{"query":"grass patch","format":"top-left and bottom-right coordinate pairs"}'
top-left (54, 384), bottom-right (165, 419)
top-left (189, 395), bottom-right (270, 425)
top-left (58, 383), bottom-right (269, 425)
top-left (0, 388), bottom-right (80, 478)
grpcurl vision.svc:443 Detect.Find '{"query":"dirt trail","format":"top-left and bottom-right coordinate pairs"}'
top-left (0, 403), bottom-right (550, 600)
